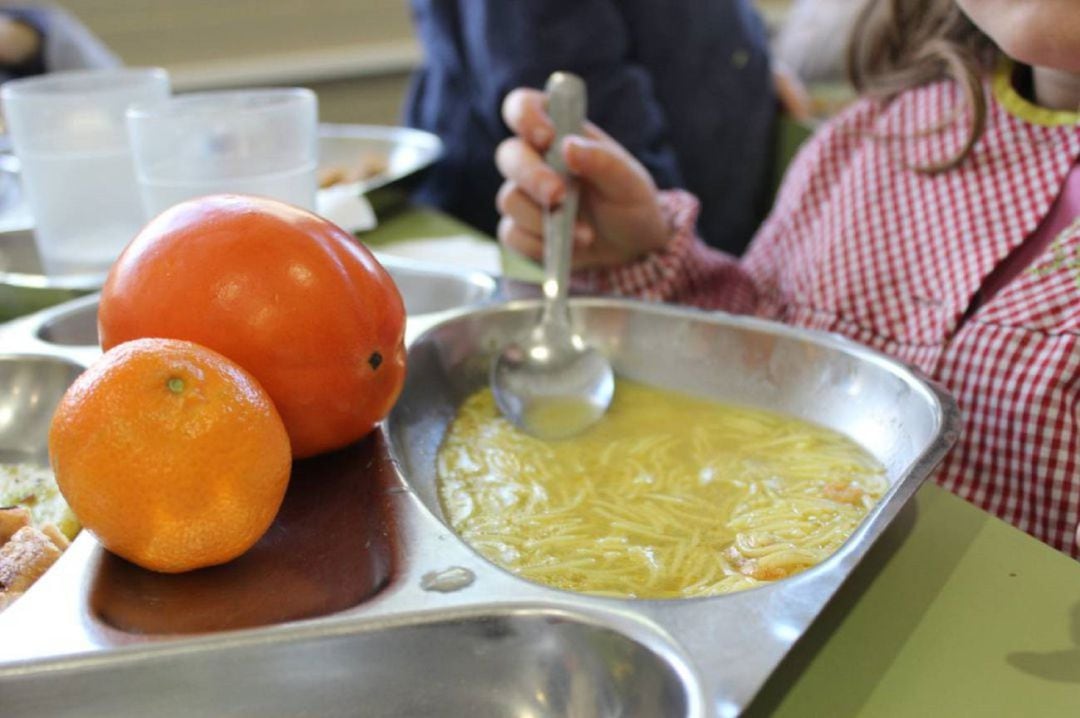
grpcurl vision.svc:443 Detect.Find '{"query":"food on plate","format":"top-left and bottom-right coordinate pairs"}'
top-left (0, 463), bottom-right (79, 611)
top-left (318, 153), bottom-right (389, 189)
top-left (98, 194), bottom-right (407, 459)
top-left (49, 338), bottom-right (292, 573)
top-left (0, 522), bottom-right (64, 611)
top-left (437, 380), bottom-right (887, 598)
top-left (1, 462), bottom-right (79, 541)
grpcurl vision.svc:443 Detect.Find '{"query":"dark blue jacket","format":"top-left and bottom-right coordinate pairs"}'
top-left (404, 0), bottom-right (776, 254)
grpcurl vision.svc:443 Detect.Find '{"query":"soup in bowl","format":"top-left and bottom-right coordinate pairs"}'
top-left (388, 298), bottom-right (954, 599)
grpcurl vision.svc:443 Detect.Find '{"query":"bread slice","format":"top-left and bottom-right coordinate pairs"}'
top-left (0, 463), bottom-right (80, 612)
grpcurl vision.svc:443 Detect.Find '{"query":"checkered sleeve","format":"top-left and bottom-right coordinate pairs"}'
top-left (573, 190), bottom-right (761, 314)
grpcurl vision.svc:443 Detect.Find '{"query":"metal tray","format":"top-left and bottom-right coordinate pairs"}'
top-left (317, 123), bottom-right (443, 197)
top-left (0, 294), bottom-right (960, 717)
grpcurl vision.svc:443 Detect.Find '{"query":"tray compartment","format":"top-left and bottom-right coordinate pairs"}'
top-left (387, 298), bottom-right (960, 713)
top-left (35, 306), bottom-right (97, 346)
top-left (87, 433), bottom-right (398, 635)
top-left (2, 608), bottom-right (691, 717)
top-left (0, 316), bottom-right (401, 636)
top-left (0, 353), bottom-right (83, 464)
top-left (390, 299), bottom-right (949, 526)
top-left (379, 259), bottom-right (496, 317)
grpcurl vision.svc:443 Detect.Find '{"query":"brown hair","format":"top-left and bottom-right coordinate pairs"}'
top-left (847, 0), bottom-right (1000, 170)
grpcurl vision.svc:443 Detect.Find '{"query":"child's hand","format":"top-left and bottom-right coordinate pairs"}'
top-left (495, 88), bottom-right (669, 269)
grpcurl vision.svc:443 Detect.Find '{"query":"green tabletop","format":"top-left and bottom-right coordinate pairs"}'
top-left (365, 204), bottom-right (1080, 717)
top-left (362, 196), bottom-right (482, 246)
top-left (360, 192), bottom-right (543, 282)
top-left (751, 483), bottom-right (1080, 716)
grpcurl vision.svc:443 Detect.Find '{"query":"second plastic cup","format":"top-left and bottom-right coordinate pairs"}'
top-left (1, 68), bottom-right (171, 278)
top-left (126, 88), bottom-right (319, 217)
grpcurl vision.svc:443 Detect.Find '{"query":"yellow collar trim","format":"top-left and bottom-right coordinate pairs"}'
top-left (992, 60), bottom-right (1080, 127)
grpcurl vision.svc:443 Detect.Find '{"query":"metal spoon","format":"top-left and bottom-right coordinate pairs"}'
top-left (491, 72), bottom-right (615, 440)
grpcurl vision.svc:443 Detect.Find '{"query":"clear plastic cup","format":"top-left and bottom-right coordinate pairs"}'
top-left (1, 68), bottom-right (170, 278)
top-left (126, 88), bottom-right (318, 218)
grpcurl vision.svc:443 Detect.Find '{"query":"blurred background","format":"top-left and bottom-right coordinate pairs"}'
top-left (51, 0), bottom-right (836, 126)
top-left (53, 0), bottom-right (419, 124)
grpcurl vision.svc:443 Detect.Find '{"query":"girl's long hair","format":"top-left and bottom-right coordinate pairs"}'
top-left (847, 0), bottom-right (1000, 170)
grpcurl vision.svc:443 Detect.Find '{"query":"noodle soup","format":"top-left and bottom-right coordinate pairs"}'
top-left (437, 380), bottom-right (886, 598)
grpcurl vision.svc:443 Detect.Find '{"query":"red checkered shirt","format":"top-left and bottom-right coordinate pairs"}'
top-left (578, 77), bottom-right (1080, 557)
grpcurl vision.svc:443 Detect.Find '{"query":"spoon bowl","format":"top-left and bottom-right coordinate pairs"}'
top-left (491, 319), bottom-right (614, 440)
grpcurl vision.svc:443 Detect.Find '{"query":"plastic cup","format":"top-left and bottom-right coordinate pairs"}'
top-left (1, 68), bottom-right (170, 278)
top-left (126, 88), bottom-right (318, 218)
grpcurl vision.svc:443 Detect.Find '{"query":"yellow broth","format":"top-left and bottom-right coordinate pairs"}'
top-left (437, 379), bottom-right (887, 598)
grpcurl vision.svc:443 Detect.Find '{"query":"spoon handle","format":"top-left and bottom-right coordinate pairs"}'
top-left (541, 72), bottom-right (586, 328)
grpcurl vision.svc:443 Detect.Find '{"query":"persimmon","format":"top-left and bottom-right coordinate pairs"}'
top-left (49, 338), bottom-right (291, 573)
top-left (98, 195), bottom-right (407, 458)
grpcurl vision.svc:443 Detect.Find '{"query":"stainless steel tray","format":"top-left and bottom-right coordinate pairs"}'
top-left (317, 123), bottom-right (443, 197)
top-left (0, 292), bottom-right (960, 717)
